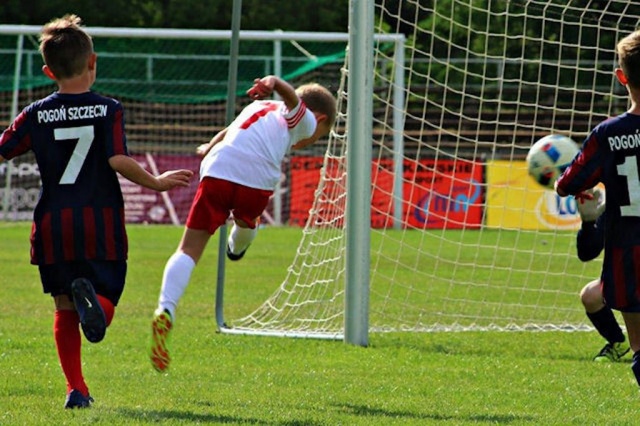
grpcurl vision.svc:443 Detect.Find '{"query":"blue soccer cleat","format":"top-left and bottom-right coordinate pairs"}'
top-left (64, 389), bottom-right (94, 409)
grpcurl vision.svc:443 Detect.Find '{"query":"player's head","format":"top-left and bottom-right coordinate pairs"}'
top-left (616, 30), bottom-right (640, 90)
top-left (39, 14), bottom-right (95, 82)
top-left (295, 83), bottom-right (337, 140)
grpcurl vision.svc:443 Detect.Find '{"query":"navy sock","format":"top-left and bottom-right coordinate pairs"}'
top-left (586, 307), bottom-right (625, 344)
top-left (632, 352), bottom-right (640, 387)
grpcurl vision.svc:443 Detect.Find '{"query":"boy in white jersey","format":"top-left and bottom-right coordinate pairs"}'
top-left (150, 75), bottom-right (336, 372)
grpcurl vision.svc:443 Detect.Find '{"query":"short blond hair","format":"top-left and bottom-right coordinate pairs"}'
top-left (296, 83), bottom-right (337, 128)
top-left (39, 14), bottom-right (93, 80)
top-left (617, 30), bottom-right (640, 89)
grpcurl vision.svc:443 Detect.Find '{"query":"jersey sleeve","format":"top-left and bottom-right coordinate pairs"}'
top-left (0, 109), bottom-right (33, 160)
top-left (105, 102), bottom-right (128, 158)
top-left (556, 129), bottom-right (603, 195)
top-left (284, 99), bottom-right (307, 129)
top-left (286, 101), bottom-right (317, 144)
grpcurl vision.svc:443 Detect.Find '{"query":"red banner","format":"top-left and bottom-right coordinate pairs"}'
top-left (288, 156), bottom-right (327, 226)
top-left (289, 157), bottom-right (483, 229)
top-left (401, 158), bottom-right (483, 229)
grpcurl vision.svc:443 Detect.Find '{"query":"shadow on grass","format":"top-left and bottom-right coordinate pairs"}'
top-left (336, 403), bottom-right (534, 424)
top-left (115, 407), bottom-right (324, 426)
top-left (369, 333), bottom-right (619, 363)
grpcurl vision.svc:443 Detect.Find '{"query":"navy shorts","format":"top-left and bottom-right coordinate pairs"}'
top-left (38, 260), bottom-right (127, 306)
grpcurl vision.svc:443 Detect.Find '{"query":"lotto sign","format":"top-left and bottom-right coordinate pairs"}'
top-left (0, 154), bottom-right (41, 220)
top-left (486, 160), bottom-right (581, 230)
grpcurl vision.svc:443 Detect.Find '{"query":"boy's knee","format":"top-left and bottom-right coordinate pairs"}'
top-left (580, 281), bottom-right (603, 311)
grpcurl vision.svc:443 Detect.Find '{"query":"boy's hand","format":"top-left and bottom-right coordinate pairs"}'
top-left (196, 143), bottom-right (210, 157)
top-left (576, 188), bottom-right (605, 222)
top-left (155, 169), bottom-right (194, 191)
top-left (247, 77), bottom-right (275, 99)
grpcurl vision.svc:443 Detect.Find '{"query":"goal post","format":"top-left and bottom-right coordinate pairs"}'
top-left (344, 0), bottom-right (374, 347)
top-left (215, 0), bottom-right (243, 333)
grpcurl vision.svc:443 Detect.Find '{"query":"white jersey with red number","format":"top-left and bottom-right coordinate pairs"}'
top-left (200, 99), bottom-right (316, 190)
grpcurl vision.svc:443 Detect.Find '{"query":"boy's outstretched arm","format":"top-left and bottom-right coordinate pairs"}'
top-left (108, 154), bottom-right (193, 192)
top-left (247, 75), bottom-right (299, 111)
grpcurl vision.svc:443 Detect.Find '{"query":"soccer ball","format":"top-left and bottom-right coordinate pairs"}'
top-left (526, 134), bottom-right (579, 189)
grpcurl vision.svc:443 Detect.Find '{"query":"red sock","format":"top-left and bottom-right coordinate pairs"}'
top-left (54, 310), bottom-right (88, 396)
top-left (97, 295), bottom-right (115, 326)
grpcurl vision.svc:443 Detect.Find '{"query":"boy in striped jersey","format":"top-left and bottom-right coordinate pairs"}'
top-left (0, 15), bottom-right (193, 408)
top-left (557, 30), bottom-right (640, 387)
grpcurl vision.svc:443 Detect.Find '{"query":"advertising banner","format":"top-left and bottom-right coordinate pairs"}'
top-left (0, 156), bottom-right (41, 221)
top-left (0, 153), bottom-right (201, 224)
top-left (289, 156), bottom-right (484, 229)
top-left (8, 155), bottom-right (570, 231)
top-left (121, 153), bottom-right (200, 224)
top-left (401, 158), bottom-right (483, 229)
top-left (486, 160), bottom-right (581, 230)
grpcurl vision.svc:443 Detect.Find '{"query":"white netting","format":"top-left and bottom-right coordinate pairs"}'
top-left (227, 0), bottom-right (639, 337)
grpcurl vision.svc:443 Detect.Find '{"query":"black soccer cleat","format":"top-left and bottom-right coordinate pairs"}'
top-left (71, 278), bottom-right (107, 343)
top-left (226, 244), bottom-right (249, 261)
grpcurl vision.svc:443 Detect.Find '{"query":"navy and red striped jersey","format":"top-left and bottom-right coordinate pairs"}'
top-left (0, 91), bottom-right (129, 265)
top-left (557, 112), bottom-right (640, 311)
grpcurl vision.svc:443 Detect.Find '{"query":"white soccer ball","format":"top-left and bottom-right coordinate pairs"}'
top-left (526, 134), bottom-right (579, 190)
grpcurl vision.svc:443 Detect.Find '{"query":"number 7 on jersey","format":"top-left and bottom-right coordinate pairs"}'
top-left (55, 125), bottom-right (94, 185)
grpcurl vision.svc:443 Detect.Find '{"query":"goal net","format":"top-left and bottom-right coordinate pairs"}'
top-left (225, 0), bottom-right (640, 337)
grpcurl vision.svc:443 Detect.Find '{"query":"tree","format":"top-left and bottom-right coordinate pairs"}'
top-left (0, 0), bottom-right (350, 32)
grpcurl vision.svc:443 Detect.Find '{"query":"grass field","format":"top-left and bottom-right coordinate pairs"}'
top-left (1, 222), bottom-right (639, 425)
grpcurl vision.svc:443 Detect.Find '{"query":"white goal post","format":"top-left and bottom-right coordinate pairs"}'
top-left (219, 0), bottom-right (640, 344)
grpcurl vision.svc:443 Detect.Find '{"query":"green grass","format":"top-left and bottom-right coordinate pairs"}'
top-left (1, 222), bottom-right (638, 425)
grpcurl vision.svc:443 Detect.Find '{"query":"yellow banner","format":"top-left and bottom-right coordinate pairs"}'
top-left (486, 160), bottom-right (581, 230)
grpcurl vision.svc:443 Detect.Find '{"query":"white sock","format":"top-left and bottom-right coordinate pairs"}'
top-left (228, 224), bottom-right (257, 254)
top-left (157, 251), bottom-right (196, 320)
